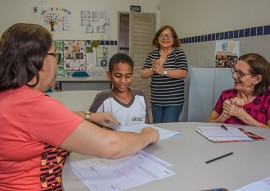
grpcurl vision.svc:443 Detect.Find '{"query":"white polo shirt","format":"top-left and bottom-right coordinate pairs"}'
top-left (89, 89), bottom-right (149, 126)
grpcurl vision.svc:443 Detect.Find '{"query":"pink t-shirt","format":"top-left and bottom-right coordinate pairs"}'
top-left (214, 88), bottom-right (270, 125)
top-left (0, 86), bottom-right (83, 191)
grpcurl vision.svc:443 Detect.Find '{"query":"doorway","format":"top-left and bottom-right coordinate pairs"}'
top-left (118, 13), bottom-right (129, 55)
top-left (118, 11), bottom-right (156, 122)
top-left (117, 11), bottom-right (156, 91)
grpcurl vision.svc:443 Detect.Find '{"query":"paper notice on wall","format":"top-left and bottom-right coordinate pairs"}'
top-left (215, 40), bottom-right (240, 68)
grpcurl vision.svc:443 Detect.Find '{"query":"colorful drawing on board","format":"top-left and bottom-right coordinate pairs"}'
top-left (215, 40), bottom-right (240, 68)
top-left (63, 41), bottom-right (86, 72)
top-left (41, 7), bottom-right (72, 31)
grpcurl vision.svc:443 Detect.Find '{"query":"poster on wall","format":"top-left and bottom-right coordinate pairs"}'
top-left (41, 7), bottom-right (72, 31)
top-left (215, 40), bottom-right (240, 68)
top-left (63, 41), bottom-right (86, 73)
top-left (85, 41), bottom-right (108, 77)
top-left (96, 46), bottom-right (108, 67)
top-left (80, 10), bottom-right (110, 36)
top-left (54, 40), bottom-right (65, 76)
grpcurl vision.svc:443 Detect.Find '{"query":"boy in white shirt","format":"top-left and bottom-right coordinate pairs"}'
top-left (89, 53), bottom-right (150, 126)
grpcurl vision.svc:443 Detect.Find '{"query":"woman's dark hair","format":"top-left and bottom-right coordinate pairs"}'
top-left (108, 53), bottom-right (133, 73)
top-left (152, 25), bottom-right (180, 49)
top-left (0, 23), bottom-right (52, 91)
top-left (239, 53), bottom-right (270, 96)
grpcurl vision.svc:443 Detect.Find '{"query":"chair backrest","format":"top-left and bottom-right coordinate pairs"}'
top-left (72, 71), bottom-right (89, 77)
top-left (46, 90), bottom-right (100, 111)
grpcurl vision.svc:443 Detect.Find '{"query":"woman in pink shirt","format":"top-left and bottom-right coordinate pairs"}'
top-left (208, 53), bottom-right (270, 128)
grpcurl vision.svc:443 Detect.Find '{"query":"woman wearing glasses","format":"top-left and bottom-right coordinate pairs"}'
top-left (140, 25), bottom-right (188, 123)
top-left (0, 23), bottom-right (159, 190)
top-left (208, 53), bottom-right (270, 128)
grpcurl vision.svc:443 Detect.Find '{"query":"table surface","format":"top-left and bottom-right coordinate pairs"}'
top-left (62, 122), bottom-right (270, 191)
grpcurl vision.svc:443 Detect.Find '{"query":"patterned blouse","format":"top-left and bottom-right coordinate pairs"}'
top-left (214, 88), bottom-right (270, 126)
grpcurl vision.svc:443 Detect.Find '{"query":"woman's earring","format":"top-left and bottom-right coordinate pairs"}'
top-left (41, 67), bottom-right (45, 71)
top-left (251, 82), bottom-right (255, 91)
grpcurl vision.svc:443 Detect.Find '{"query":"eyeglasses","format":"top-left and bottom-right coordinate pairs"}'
top-left (231, 66), bottom-right (254, 78)
top-left (47, 53), bottom-right (61, 65)
top-left (159, 33), bottom-right (175, 39)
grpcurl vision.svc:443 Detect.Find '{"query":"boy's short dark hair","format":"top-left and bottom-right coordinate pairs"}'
top-left (108, 53), bottom-right (133, 73)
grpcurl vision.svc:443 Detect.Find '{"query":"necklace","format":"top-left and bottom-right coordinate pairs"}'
top-left (159, 47), bottom-right (174, 56)
top-left (159, 48), bottom-right (173, 65)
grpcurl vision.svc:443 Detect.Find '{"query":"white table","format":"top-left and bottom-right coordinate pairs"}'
top-left (62, 122), bottom-right (270, 191)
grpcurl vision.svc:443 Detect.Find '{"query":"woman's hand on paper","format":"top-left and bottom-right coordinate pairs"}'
top-left (90, 112), bottom-right (120, 129)
top-left (141, 127), bottom-right (159, 144)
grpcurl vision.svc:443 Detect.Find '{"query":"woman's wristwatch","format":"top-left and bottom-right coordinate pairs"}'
top-left (83, 111), bottom-right (92, 121)
top-left (163, 70), bottom-right (168, 76)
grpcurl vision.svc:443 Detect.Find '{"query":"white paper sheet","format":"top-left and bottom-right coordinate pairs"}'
top-left (234, 176), bottom-right (270, 191)
top-left (71, 151), bottom-right (175, 191)
top-left (114, 123), bottom-right (180, 140)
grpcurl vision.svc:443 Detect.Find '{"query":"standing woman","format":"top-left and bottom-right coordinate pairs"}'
top-left (140, 25), bottom-right (188, 123)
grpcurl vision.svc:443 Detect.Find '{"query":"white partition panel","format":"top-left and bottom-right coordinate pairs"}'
top-left (213, 68), bottom-right (234, 106)
top-left (187, 68), bottom-right (215, 122)
top-left (187, 68), bottom-right (234, 122)
top-left (47, 91), bottom-right (100, 111)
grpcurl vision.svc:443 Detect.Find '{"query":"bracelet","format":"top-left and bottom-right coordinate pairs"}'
top-left (83, 111), bottom-right (91, 121)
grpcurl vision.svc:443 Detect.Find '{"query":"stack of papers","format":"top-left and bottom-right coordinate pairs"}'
top-left (71, 150), bottom-right (175, 191)
top-left (196, 126), bottom-right (254, 142)
top-left (114, 123), bottom-right (180, 140)
top-left (234, 176), bottom-right (270, 191)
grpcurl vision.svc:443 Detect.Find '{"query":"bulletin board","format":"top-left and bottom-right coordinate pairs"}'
top-left (54, 40), bottom-right (108, 77)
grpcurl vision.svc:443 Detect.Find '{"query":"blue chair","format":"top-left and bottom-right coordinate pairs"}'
top-left (46, 88), bottom-right (53, 92)
top-left (72, 71), bottom-right (89, 77)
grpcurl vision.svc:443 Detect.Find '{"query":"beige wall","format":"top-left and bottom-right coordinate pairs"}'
top-left (158, 0), bottom-right (270, 121)
top-left (160, 0), bottom-right (270, 38)
top-left (0, 0), bottom-right (160, 40)
top-left (157, 0), bottom-right (270, 67)
top-left (2, 0), bottom-right (269, 40)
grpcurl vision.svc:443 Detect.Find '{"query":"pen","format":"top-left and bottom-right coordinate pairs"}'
top-left (206, 152), bottom-right (233, 164)
top-left (221, 124), bottom-right (228, 131)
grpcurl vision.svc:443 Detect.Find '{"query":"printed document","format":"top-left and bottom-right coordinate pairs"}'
top-left (234, 176), bottom-right (270, 191)
top-left (115, 123), bottom-right (180, 140)
top-left (71, 150), bottom-right (175, 191)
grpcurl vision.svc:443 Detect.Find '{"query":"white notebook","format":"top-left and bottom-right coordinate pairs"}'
top-left (196, 126), bottom-right (253, 143)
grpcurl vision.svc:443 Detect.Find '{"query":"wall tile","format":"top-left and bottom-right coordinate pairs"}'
top-left (181, 25), bottom-right (270, 44)
top-left (251, 27), bottom-right (256, 36)
top-left (264, 25), bottom-right (270, 35)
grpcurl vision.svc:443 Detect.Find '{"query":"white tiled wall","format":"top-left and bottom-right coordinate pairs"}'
top-left (182, 35), bottom-right (270, 68)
